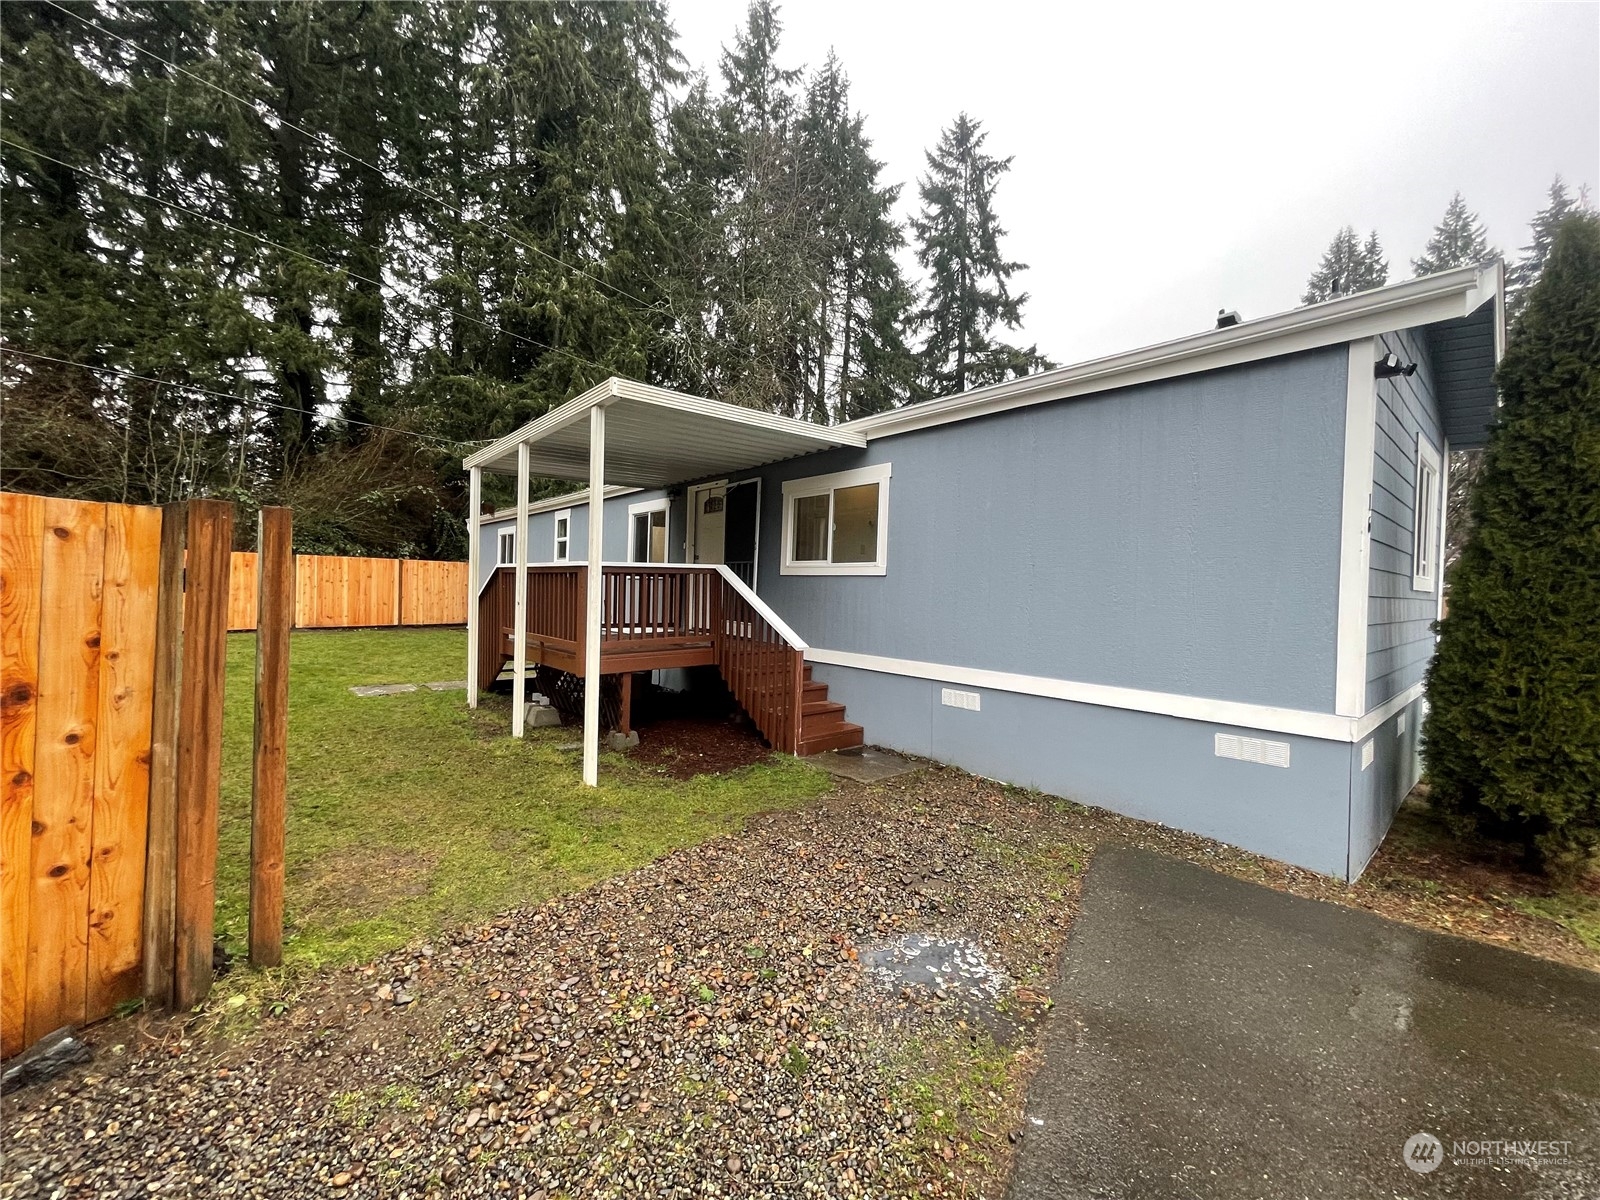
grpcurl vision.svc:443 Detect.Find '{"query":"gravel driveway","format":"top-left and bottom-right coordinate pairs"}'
top-left (1, 771), bottom-right (1088, 1200)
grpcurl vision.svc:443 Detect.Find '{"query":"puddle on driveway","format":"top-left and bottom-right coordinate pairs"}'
top-left (858, 933), bottom-right (1024, 1042)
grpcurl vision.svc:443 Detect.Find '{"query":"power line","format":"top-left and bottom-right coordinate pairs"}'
top-left (0, 345), bottom-right (489, 450)
top-left (0, 134), bottom-right (616, 380)
top-left (42, 0), bottom-right (669, 319)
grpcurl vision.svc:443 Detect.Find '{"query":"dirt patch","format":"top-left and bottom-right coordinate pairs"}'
top-left (288, 846), bottom-right (439, 932)
top-left (628, 715), bottom-right (774, 778)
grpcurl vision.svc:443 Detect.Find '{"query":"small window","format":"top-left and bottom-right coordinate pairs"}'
top-left (628, 499), bottom-right (669, 564)
top-left (497, 528), bottom-right (515, 567)
top-left (780, 463), bottom-right (890, 576)
top-left (1412, 434), bottom-right (1442, 591)
top-left (552, 509), bottom-right (571, 562)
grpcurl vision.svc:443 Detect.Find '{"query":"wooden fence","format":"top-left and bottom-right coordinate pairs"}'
top-left (1, 494), bottom-right (162, 1054)
top-left (226, 553), bottom-right (466, 631)
top-left (2, 492), bottom-right (290, 1059)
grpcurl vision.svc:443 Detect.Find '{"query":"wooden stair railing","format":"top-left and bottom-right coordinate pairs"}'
top-left (477, 564), bottom-right (862, 755)
top-left (710, 566), bottom-right (807, 754)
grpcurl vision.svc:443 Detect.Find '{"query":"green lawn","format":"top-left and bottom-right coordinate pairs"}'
top-left (216, 628), bottom-right (829, 971)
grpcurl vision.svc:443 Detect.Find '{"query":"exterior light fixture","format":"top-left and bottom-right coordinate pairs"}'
top-left (1375, 352), bottom-right (1417, 379)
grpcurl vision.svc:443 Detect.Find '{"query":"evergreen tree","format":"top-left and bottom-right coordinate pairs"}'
top-left (1508, 176), bottom-right (1581, 318)
top-left (911, 113), bottom-right (1045, 397)
top-left (794, 55), bottom-right (916, 422)
top-left (1303, 226), bottom-right (1388, 303)
top-left (1421, 213), bottom-right (1600, 874)
top-left (1411, 191), bottom-right (1498, 277)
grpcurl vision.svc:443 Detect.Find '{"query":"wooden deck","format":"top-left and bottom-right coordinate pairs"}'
top-left (476, 565), bottom-right (860, 755)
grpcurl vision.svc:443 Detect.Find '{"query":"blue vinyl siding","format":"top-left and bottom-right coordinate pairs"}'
top-left (743, 346), bottom-right (1348, 713)
top-left (1366, 328), bottom-right (1444, 709)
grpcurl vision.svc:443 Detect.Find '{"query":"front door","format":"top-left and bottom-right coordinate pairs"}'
top-left (689, 479), bottom-right (760, 587)
top-left (689, 482), bottom-right (726, 566)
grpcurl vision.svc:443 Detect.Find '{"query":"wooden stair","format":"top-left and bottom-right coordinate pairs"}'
top-left (797, 664), bottom-right (863, 756)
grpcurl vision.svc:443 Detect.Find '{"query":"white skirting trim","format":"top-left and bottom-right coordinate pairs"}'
top-left (803, 647), bottom-right (1424, 745)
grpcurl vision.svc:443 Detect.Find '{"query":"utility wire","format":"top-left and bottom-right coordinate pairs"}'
top-left (0, 134), bottom-right (616, 381)
top-left (0, 345), bottom-right (490, 450)
top-left (42, 0), bottom-right (669, 319)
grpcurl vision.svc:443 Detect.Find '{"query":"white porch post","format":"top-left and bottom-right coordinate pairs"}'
top-left (511, 441), bottom-right (531, 737)
top-left (582, 404), bottom-right (606, 787)
top-left (466, 465), bottom-right (482, 707)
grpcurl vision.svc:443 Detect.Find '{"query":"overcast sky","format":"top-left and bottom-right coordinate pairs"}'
top-left (669, 1), bottom-right (1599, 366)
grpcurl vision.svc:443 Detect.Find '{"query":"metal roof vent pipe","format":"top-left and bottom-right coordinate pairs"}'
top-left (1216, 309), bottom-right (1242, 328)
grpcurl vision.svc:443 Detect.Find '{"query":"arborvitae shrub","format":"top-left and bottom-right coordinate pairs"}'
top-left (1423, 214), bottom-right (1600, 875)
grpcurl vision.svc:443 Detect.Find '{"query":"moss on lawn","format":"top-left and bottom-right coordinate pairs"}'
top-left (217, 628), bottom-right (828, 970)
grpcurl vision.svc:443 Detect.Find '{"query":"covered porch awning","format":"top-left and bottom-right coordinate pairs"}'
top-left (461, 377), bottom-right (863, 786)
top-left (462, 376), bottom-right (864, 486)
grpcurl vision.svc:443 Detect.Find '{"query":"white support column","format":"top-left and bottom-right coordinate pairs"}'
top-left (582, 405), bottom-right (606, 787)
top-left (511, 442), bottom-right (531, 737)
top-left (1334, 338), bottom-right (1377, 718)
top-left (466, 465), bottom-right (482, 707)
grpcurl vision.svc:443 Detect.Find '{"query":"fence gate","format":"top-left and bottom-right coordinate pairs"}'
top-left (1, 494), bottom-right (162, 1055)
top-left (1, 493), bottom-right (241, 1058)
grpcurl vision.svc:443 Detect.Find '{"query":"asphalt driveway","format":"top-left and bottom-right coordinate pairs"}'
top-left (1008, 848), bottom-right (1600, 1199)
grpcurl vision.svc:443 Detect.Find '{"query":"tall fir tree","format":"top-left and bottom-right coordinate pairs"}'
top-left (911, 113), bottom-right (1045, 397)
top-left (794, 55), bottom-right (916, 423)
top-left (1508, 176), bottom-right (1582, 318)
top-left (1421, 213), bottom-right (1600, 874)
top-left (1302, 226), bottom-right (1388, 303)
top-left (1411, 191), bottom-right (1498, 277)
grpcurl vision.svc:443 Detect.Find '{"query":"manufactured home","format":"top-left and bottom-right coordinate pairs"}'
top-left (462, 262), bottom-right (1503, 880)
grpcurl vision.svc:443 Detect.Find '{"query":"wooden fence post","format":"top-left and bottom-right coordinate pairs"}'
top-left (249, 508), bottom-right (291, 968)
top-left (172, 500), bottom-right (232, 1009)
top-left (141, 502), bottom-right (186, 1009)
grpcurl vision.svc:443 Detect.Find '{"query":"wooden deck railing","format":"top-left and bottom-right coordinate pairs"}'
top-left (475, 564), bottom-right (806, 753)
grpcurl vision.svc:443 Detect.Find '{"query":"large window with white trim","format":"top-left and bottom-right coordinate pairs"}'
top-left (1411, 433), bottom-right (1442, 591)
top-left (497, 528), bottom-right (515, 566)
top-left (780, 463), bottom-right (890, 576)
top-left (552, 509), bottom-right (571, 562)
top-left (628, 498), bottom-right (670, 564)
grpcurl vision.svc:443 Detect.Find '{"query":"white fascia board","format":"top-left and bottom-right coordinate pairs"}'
top-left (1334, 339), bottom-right (1378, 718)
top-left (804, 646), bottom-right (1427, 743)
top-left (844, 263), bottom-right (1503, 441)
top-left (463, 378), bottom-right (618, 471)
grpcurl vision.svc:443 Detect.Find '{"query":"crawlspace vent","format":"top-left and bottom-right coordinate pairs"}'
top-left (1214, 732), bottom-right (1291, 768)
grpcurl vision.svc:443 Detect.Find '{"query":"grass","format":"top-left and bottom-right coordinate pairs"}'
top-left (1512, 893), bottom-right (1600, 953)
top-left (890, 1030), bottom-right (1017, 1186)
top-left (215, 628), bottom-right (829, 972)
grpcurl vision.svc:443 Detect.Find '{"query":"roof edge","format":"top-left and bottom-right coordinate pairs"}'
top-left (843, 261), bottom-right (1503, 441)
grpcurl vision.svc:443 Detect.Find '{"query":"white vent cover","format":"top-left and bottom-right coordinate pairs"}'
top-left (1214, 732), bottom-right (1291, 768)
top-left (1361, 739), bottom-right (1375, 769)
top-left (1396, 712), bottom-right (1407, 735)
top-left (941, 687), bottom-right (981, 712)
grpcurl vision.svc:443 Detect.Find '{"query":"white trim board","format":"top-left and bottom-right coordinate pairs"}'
top-left (803, 646), bottom-right (1424, 744)
top-left (1334, 339), bottom-right (1377, 717)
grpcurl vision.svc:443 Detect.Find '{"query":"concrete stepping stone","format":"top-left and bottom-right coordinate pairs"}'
top-left (349, 683), bottom-right (418, 698)
top-left (424, 680), bottom-right (467, 691)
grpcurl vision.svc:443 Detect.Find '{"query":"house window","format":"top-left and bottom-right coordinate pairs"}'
top-left (780, 463), bottom-right (890, 576)
top-left (1412, 434), bottom-right (1443, 591)
top-left (628, 498), bottom-right (669, 564)
top-left (552, 509), bottom-right (571, 562)
top-left (497, 528), bottom-right (515, 567)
